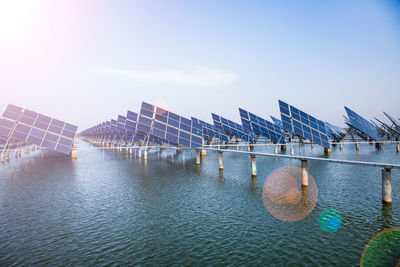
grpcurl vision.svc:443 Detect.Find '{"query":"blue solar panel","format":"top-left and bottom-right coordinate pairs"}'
top-left (212, 113), bottom-right (254, 142)
top-left (239, 108), bottom-right (286, 144)
top-left (344, 106), bottom-right (381, 141)
top-left (1, 104), bottom-right (78, 154)
top-left (136, 101), bottom-right (203, 148)
top-left (279, 100), bottom-right (331, 148)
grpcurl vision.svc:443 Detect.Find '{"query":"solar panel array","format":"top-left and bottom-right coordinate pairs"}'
top-left (279, 100), bottom-right (330, 148)
top-left (136, 102), bottom-right (203, 148)
top-left (0, 104), bottom-right (78, 154)
top-left (212, 113), bottom-right (254, 142)
top-left (325, 122), bottom-right (345, 141)
top-left (239, 108), bottom-right (286, 144)
top-left (344, 106), bottom-right (381, 141)
top-left (191, 117), bottom-right (229, 142)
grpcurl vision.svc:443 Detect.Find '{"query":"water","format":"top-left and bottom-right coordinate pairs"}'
top-left (1, 141), bottom-right (399, 266)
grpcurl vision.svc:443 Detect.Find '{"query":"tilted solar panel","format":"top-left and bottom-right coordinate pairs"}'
top-left (344, 106), bottom-right (381, 141)
top-left (239, 108), bottom-right (286, 144)
top-left (279, 100), bottom-right (331, 149)
top-left (212, 113), bottom-right (254, 142)
top-left (136, 101), bottom-right (203, 148)
top-left (1, 104), bottom-right (78, 154)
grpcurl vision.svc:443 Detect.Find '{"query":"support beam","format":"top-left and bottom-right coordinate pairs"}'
top-left (196, 149), bottom-right (201, 165)
top-left (251, 154), bottom-right (257, 177)
top-left (382, 168), bottom-right (392, 203)
top-left (217, 151), bottom-right (223, 170)
top-left (301, 160), bottom-right (308, 187)
top-left (71, 148), bottom-right (77, 159)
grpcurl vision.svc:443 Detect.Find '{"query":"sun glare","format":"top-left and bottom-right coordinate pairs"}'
top-left (0, 0), bottom-right (35, 36)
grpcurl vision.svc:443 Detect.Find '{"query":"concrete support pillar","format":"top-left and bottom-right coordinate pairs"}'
top-left (1, 153), bottom-right (4, 163)
top-left (356, 143), bottom-right (359, 152)
top-left (201, 149), bottom-right (207, 157)
top-left (138, 149), bottom-right (142, 159)
top-left (290, 148), bottom-right (294, 156)
top-left (251, 155), bottom-right (257, 177)
top-left (218, 151), bottom-right (223, 170)
top-left (71, 148), bottom-right (77, 159)
top-left (340, 143), bottom-right (343, 150)
top-left (397, 144), bottom-right (400, 153)
top-left (144, 150), bottom-right (148, 160)
top-left (382, 168), bottom-right (392, 203)
top-left (196, 149), bottom-right (200, 165)
top-left (324, 147), bottom-right (331, 154)
top-left (274, 147), bottom-right (278, 154)
top-left (6, 151), bottom-right (9, 161)
top-left (301, 160), bottom-right (308, 187)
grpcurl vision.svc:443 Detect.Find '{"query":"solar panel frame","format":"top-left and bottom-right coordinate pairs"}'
top-left (344, 106), bottom-right (381, 141)
top-left (239, 108), bottom-right (286, 144)
top-left (279, 100), bottom-right (331, 148)
top-left (1, 104), bottom-right (78, 154)
top-left (136, 102), bottom-right (203, 148)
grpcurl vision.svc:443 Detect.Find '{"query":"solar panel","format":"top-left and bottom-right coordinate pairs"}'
top-left (344, 106), bottom-right (381, 141)
top-left (1, 104), bottom-right (78, 154)
top-left (383, 112), bottom-right (400, 128)
top-left (212, 113), bottom-right (254, 142)
top-left (191, 117), bottom-right (229, 142)
top-left (279, 100), bottom-right (331, 148)
top-left (136, 101), bottom-right (203, 148)
top-left (239, 108), bottom-right (286, 144)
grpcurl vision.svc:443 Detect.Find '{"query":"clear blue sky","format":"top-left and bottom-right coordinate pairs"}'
top-left (1, 0), bottom-right (399, 131)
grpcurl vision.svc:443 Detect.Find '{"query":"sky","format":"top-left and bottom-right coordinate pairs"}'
top-left (0, 0), bottom-right (399, 131)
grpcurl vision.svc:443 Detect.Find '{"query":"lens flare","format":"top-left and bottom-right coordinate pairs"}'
top-left (318, 209), bottom-right (342, 232)
top-left (262, 166), bottom-right (318, 222)
top-left (361, 227), bottom-right (400, 267)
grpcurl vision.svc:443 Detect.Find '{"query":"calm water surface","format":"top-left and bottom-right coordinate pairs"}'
top-left (1, 140), bottom-right (399, 266)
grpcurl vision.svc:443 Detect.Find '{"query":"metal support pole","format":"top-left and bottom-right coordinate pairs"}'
top-left (251, 154), bottom-right (257, 177)
top-left (218, 151), bottom-right (223, 170)
top-left (382, 168), bottom-right (392, 203)
top-left (301, 159), bottom-right (308, 187)
top-left (196, 149), bottom-right (200, 165)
